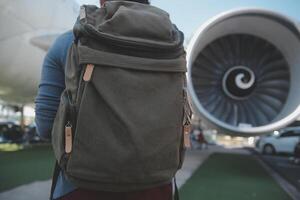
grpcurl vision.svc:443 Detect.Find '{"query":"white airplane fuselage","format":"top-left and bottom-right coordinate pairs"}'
top-left (0, 0), bottom-right (79, 104)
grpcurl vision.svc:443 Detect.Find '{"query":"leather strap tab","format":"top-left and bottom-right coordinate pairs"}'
top-left (65, 125), bottom-right (73, 153)
top-left (183, 125), bottom-right (191, 148)
top-left (83, 64), bottom-right (95, 82)
top-left (173, 177), bottom-right (179, 200)
top-left (79, 6), bottom-right (86, 20)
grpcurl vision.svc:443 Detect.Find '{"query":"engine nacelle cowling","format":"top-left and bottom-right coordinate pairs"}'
top-left (187, 8), bottom-right (300, 136)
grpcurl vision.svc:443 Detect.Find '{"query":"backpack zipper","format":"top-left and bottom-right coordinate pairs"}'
top-left (59, 91), bottom-right (75, 170)
top-left (65, 121), bottom-right (73, 154)
top-left (84, 24), bottom-right (184, 53)
top-left (64, 91), bottom-right (77, 154)
top-left (183, 90), bottom-right (192, 148)
top-left (77, 5), bottom-right (184, 56)
top-left (83, 64), bottom-right (95, 82)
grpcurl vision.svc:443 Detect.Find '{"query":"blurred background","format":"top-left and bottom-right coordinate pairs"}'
top-left (0, 0), bottom-right (300, 200)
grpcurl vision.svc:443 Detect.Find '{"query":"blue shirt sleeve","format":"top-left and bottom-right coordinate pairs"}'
top-left (35, 31), bottom-right (78, 199)
top-left (35, 31), bottom-right (74, 139)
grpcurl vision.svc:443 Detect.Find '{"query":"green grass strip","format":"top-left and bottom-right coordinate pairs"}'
top-left (179, 153), bottom-right (292, 200)
top-left (0, 145), bottom-right (55, 192)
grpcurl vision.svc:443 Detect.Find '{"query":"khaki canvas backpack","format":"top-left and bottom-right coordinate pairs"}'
top-left (51, 0), bottom-right (191, 193)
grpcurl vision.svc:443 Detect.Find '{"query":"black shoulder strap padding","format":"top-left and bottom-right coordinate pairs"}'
top-left (49, 161), bottom-right (61, 200)
top-left (173, 177), bottom-right (179, 200)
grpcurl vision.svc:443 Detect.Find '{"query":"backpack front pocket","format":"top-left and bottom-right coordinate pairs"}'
top-left (66, 65), bottom-right (183, 186)
top-left (52, 90), bottom-right (73, 168)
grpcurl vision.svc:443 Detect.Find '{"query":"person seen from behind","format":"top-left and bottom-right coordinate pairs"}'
top-left (35, 0), bottom-right (187, 200)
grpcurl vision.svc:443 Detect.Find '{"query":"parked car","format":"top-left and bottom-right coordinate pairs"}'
top-left (0, 121), bottom-right (45, 144)
top-left (0, 120), bottom-right (23, 143)
top-left (22, 123), bottom-right (47, 144)
top-left (256, 127), bottom-right (300, 155)
top-left (295, 141), bottom-right (300, 156)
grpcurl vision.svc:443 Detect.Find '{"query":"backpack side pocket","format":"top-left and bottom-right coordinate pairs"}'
top-left (52, 90), bottom-right (74, 170)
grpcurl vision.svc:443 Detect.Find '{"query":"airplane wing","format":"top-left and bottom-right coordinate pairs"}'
top-left (30, 34), bottom-right (61, 51)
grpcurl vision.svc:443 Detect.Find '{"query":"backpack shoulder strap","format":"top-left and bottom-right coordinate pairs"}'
top-left (49, 161), bottom-right (61, 200)
top-left (173, 177), bottom-right (180, 200)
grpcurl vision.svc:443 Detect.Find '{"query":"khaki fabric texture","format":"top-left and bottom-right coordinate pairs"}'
top-left (52, 1), bottom-right (187, 192)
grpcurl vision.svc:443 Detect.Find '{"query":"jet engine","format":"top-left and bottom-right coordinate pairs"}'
top-left (187, 8), bottom-right (300, 136)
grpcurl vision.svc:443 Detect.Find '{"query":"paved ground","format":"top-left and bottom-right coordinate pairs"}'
top-left (260, 155), bottom-right (300, 191)
top-left (180, 152), bottom-right (293, 200)
top-left (176, 145), bottom-right (250, 187)
top-left (0, 148), bottom-right (208, 200)
top-left (0, 145), bottom-right (247, 200)
top-left (0, 180), bottom-right (51, 200)
top-left (176, 149), bottom-right (210, 188)
top-left (0, 144), bottom-right (54, 192)
top-left (1, 146), bottom-right (291, 200)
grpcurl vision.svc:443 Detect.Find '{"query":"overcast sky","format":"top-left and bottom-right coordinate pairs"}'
top-left (76, 0), bottom-right (300, 40)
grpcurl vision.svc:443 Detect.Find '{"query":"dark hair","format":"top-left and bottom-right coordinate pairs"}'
top-left (107, 0), bottom-right (150, 4)
top-left (127, 0), bottom-right (150, 4)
